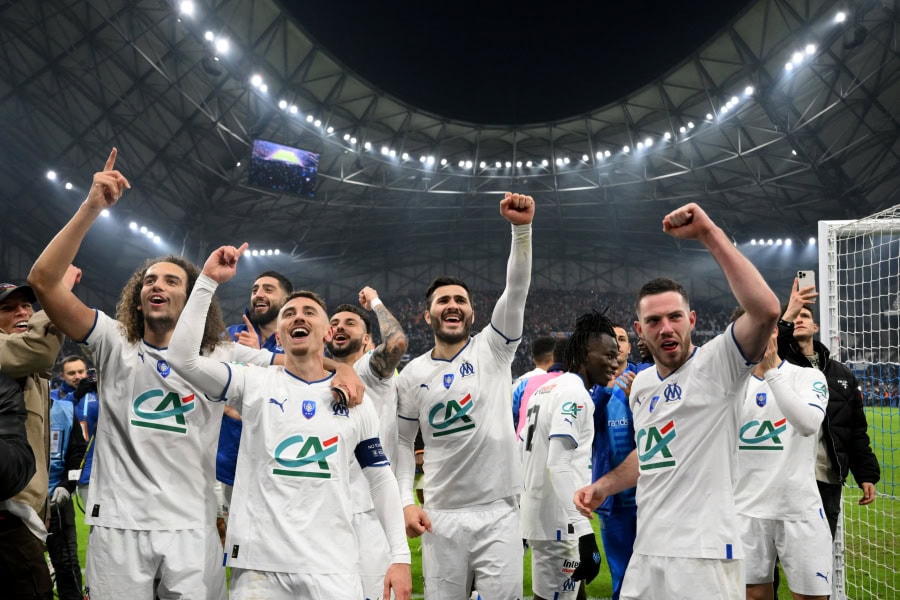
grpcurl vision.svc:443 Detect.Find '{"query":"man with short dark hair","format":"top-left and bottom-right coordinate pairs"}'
top-left (576, 203), bottom-right (780, 599)
top-left (776, 277), bottom-right (880, 537)
top-left (327, 286), bottom-right (408, 600)
top-left (396, 192), bottom-right (535, 599)
top-left (513, 335), bottom-right (557, 386)
top-left (226, 270), bottom-right (293, 351)
top-left (513, 337), bottom-right (567, 437)
top-left (0, 281), bottom-right (65, 599)
top-left (47, 356), bottom-right (88, 600)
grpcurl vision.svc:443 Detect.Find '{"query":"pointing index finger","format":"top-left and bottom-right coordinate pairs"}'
top-left (242, 314), bottom-right (253, 329)
top-left (104, 147), bottom-right (117, 172)
top-left (236, 242), bottom-right (250, 256)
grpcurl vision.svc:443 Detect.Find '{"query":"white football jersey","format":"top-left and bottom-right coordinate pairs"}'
top-left (397, 327), bottom-right (521, 509)
top-left (520, 372), bottom-right (594, 540)
top-left (222, 364), bottom-right (385, 574)
top-left (629, 325), bottom-right (753, 559)
top-left (84, 310), bottom-right (271, 530)
top-left (349, 351), bottom-right (399, 514)
top-left (735, 362), bottom-right (828, 520)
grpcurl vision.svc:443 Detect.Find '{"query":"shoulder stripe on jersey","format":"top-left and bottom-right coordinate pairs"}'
top-left (77, 309), bottom-right (100, 345)
top-left (548, 433), bottom-right (578, 447)
top-left (218, 362), bottom-right (233, 402)
top-left (489, 322), bottom-right (522, 344)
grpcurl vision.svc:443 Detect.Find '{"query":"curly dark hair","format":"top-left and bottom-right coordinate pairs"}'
top-left (564, 309), bottom-right (617, 373)
top-left (115, 255), bottom-right (226, 353)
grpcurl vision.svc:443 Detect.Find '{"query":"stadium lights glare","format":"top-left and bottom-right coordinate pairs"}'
top-left (389, 150), bottom-right (396, 158)
top-left (791, 51), bottom-right (804, 64)
top-left (419, 156), bottom-right (426, 163)
top-left (541, 159), bottom-right (549, 167)
top-left (465, 161), bottom-right (472, 169)
top-left (687, 122), bottom-right (694, 129)
top-left (835, 11), bottom-right (846, 24)
top-left (767, 239), bottom-right (774, 246)
top-left (350, 137), bottom-right (357, 144)
top-left (776, 239), bottom-right (783, 245)
top-left (204, 31), bottom-right (214, 41)
top-left (129, 222), bottom-right (137, 230)
top-left (785, 62), bottom-right (794, 72)
top-left (809, 237), bottom-right (816, 245)
top-left (664, 132), bottom-right (671, 140)
top-left (289, 105), bottom-right (298, 114)
top-left (706, 113), bottom-right (714, 120)
top-left (636, 142), bottom-right (644, 150)
top-left (65, 182), bottom-right (73, 190)
top-left (214, 37), bottom-right (229, 55)
top-left (744, 86), bottom-right (754, 96)
top-left (236, 161), bottom-right (241, 167)
top-left (805, 44), bottom-right (816, 55)
top-left (402, 152), bottom-right (410, 161)
top-left (644, 138), bottom-right (653, 147)
top-left (479, 161), bottom-right (487, 169)
top-left (496, 161), bottom-right (502, 168)
top-left (326, 126), bottom-right (333, 134)
top-left (250, 74), bottom-right (263, 87)
top-left (46, 170), bottom-right (57, 180)
top-left (458, 160), bottom-right (465, 168)
top-left (305, 115), bottom-right (313, 123)
top-left (179, 1), bottom-right (195, 17)
top-left (278, 100), bottom-right (287, 109)
top-left (516, 161), bottom-right (523, 168)
top-left (426, 156), bottom-right (435, 165)
top-left (440, 158), bottom-right (447, 166)
top-left (750, 239), bottom-right (757, 245)
top-left (792, 149), bottom-right (797, 156)
top-left (785, 238), bottom-right (792, 246)
top-left (556, 158), bottom-right (563, 166)
top-left (679, 126), bottom-right (687, 134)
top-left (259, 84), bottom-right (267, 94)
top-left (563, 157), bottom-right (570, 164)
top-left (604, 150), bottom-right (611, 158)
top-left (153, 236), bottom-right (162, 244)
top-left (380, 146), bottom-right (389, 156)
top-left (623, 146), bottom-right (630, 154)
top-left (596, 151), bottom-right (603, 159)
top-left (363, 142), bottom-right (372, 150)
top-left (525, 160), bottom-right (533, 167)
top-left (343, 133), bottom-right (351, 141)
top-left (140, 226), bottom-right (147, 233)
top-left (505, 161), bottom-right (512, 168)
top-left (314, 119), bottom-right (322, 127)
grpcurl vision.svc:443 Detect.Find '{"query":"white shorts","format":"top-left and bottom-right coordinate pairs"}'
top-left (84, 526), bottom-right (226, 600)
top-left (421, 498), bottom-right (522, 600)
top-left (528, 539), bottom-right (580, 599)
top-left (621, 554), bottom-right (743, 600)
top-left (738, 514), bottom-right (832, 595)
top-left (230, 568), bottom-right (362, 600)
top-left (353, 509), bottom-right (391, 600)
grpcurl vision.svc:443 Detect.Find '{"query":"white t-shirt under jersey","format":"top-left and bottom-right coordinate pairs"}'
top-left (349, 351), bottom-right (398, 514)
top-left (735, 361), bottom-right (828, 520)
top-left (397, 327), bottom-right (522, 509)
top-left (83, 310), bottom-right (272, 530)
top-left (222, 364), bottom-right (386, 574)
top-left (520, 372), bottom-right (594, 541)
top-left (629, 324), bottom-right (754, 560)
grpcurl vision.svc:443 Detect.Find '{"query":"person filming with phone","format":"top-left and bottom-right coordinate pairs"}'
top-left (776, 273), bottom-right (880, 538)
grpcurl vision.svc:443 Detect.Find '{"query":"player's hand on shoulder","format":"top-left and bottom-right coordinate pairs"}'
top-left (662, 202), bottom-right (714, 240)
top-left (500, 192), bottom-right (534, 225)
top-left (202, 243), bottom-right (248, 284)
top-left (331, 363), bottom-right (364, 407)
top-left (86, 148), bottom-right (131, 210)
top-left (403, 504), bottom-right (432, 538)
top-left (384, 563), bottom-right (412, 600)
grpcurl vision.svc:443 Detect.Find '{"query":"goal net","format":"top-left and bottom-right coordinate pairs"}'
top-left (820, 209), bottom-right (899, 599)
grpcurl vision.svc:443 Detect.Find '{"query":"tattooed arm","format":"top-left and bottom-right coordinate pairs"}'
top-left (359, 286), bottom-right (408, 378)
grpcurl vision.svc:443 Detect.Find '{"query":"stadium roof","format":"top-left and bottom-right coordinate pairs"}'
top-left (1, 0), bottom-right (899, 315)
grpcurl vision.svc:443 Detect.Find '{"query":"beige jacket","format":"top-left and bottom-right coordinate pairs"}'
top-left (0, 310), bottom-right (62, 520)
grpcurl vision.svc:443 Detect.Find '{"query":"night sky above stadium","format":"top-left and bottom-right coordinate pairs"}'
top-left (280, 0), bottom-right (754, 124)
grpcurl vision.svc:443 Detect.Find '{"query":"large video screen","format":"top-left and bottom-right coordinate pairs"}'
top-left (248, 139), bottom-right (320, 198)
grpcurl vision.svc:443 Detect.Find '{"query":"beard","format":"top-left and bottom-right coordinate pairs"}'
top-left (327, 336), bottom-right (363, 359)
top-left (249, 304), bottom-right (280, 328)
top-left (430, 312), bottom-right (473, 345)
top-left (144, 313), bottom-right (176, 335)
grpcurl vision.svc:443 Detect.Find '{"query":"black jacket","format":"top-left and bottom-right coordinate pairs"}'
top-left (777, 321), bottom-right (881, 487)
top-left (0, 371), bottom-right (36, 501)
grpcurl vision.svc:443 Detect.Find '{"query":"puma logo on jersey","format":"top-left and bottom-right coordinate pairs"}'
top-left (816, 571), bottom-right (829, 583)
top-left (269, 398), bottom-right (287, 413)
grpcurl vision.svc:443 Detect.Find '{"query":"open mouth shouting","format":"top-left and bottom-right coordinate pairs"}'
top-left (12, 319), bottom-right (27, 333)
top-left (290, 326), bottom-right (310, 340)
top-left (253, 299), bottom-right (270, 313)
top-left (148, 294), bottom-right (167, 308)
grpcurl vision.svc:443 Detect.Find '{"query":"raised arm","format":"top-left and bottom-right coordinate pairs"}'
top-left (28, 149), bottom-right (131, 341)
top-left (662, 203), bottom-right (779, 362)
top-left (168, 245), bottom-right (248, 400)
top-left (359, 286), bottom-right (408, 378)
top-left (491, 192), bottom-right (534, 339)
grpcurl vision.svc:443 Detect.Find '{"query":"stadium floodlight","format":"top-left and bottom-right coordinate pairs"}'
top-left (637, 142), bottom-right (644, 150)
top-left (140, 226), bottom-right (147, 234)
top-left (721, 104), bottom-right (729, 114)
top-left (419, 156), bottom-right (426, 163)
top-left (805, 44), bottom-right (816, 55)
top-left (426, 156), bottom-right (435, 165)
top-left (525, 160), bottom-right (533, 167)
top-left (458, 160), bottom-right (465, 168)
top-left (480, 161), bottom-right (487, 168)
top-left (326, 126), bottom-right (333, 134)
top-left (664, 132), bottom-right (671, 140)
top-left (250, 249), bottom-right (258, 256)
top-left (236, 161), bottom-right (241, 167)
top-left (146, 230), bottom-right (154, 238)
top-left (835, 11), bottom-right (846, 23)
top-left (730, 96), bottom-right (738, 105)
top-left (440, 158), bottom-right (447, 166)
top-left (214, 37), bottom-right (229, 55)
top-left (259, 84), bottom-right (267, 93)
top-left (380, 146), bottom-right (389, 156)
top-left (687, 121), bottom-right (695, 129)
top-left (363, 141), bottom-right (372, 150)
top-left (495, 161), bottom-right (502, 168)
top-left (179, 1), bottom-right (195, 17)
top-left (808, 236), bottom-right (816, 245)
top-left (46, 170), bottom-right (57, 180)
top-left (278, 100), bottom-right (287, 109)
top-left (402, 152), bottom-right (410, 161)
top-left (65, 182), bottom-right (73, 190)
top-left (153, 235), bottom-right (161, 244)
top-left (289, 105), bottom-right (298, 114)
top-left (784, 238), bottom-right (792, 246)
top-left (744, 85), bottom-right (754, 96)
top-left (556, 158), bottom-right (563, 166)
top-left (785, 62), bottom-right (794, 72)
top-left (389, 150), bottom-right (397, 158)
top-left (792, 149), bottom-right (797, 156)
top-left (314, 119), bottom-right (322, 127)
top-left (596, 151), bottom-right (603, 159)
top-left (791, 51), bottom-right (804, 64)
top-left (129, 222), bottom-right (137, 230)
top-left (604, 150), bottom-right (611, 158)
top-left (623, 146), bottom-right (630, 154)
top-left (706, 113), bottom-right (713, 120)
top-left (267, 250), bottom-right (273, 256)
top-left (250, 74), bottom-right (263, 87)
top-left (343, 133), bottom-right (351, 141)
top-left (776, 239), bottom-right (783, 245)
top-left (516, 161), bottom-right (522, 168)
top-left (541, 159), bottom-right (549, 167)
top-left (750, 239), bottom-right (757, 245)
top-left (582, 154), bottom-right (589, 162)
top-left (644, 137), bottom-right (653, 147)
top-left (350, 137), bottom-right (357, 144)
top-left (204, 31), bottom-right (214, 41)
top-left (505, 161), bottom-right (512, 168)
top-left (465, 161), bottom-right (472, 169)
top-left (274, 249), bottom-right (280, 255)
top-left (563, 157), bottom-right (570, 164)
top-left (767, 239), bottom-right (774, 246)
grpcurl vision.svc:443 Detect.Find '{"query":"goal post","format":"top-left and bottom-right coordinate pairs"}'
top-left (819, 211), bottom-right (899, 600)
